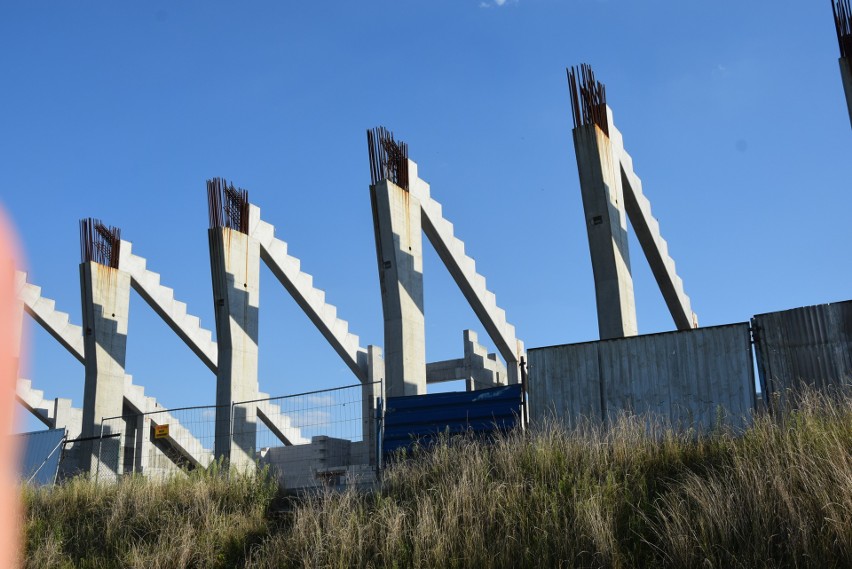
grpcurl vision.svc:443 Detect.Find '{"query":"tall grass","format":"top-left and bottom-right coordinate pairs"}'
top-left (23, 389), bottom-right (852, 568)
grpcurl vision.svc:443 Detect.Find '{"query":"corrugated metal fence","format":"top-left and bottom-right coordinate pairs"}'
top-left (753, 300), bottom-right (852, 402)
top-left (382, 384), bottom-right (524, 461)
top-left (528, 324), bottom-right (756, 431)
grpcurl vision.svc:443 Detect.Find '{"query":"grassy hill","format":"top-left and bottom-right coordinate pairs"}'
top-left (22, 389), bottom-right (852, 568)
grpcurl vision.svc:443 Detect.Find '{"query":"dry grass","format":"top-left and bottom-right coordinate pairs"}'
top-left (22, 389), bottom-right (852, 568)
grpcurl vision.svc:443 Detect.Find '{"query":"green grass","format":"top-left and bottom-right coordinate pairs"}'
top-left (22, 389), bottom-right (852, 568)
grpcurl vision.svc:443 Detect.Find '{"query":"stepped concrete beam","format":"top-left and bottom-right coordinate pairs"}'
top-left (119, 236), bottom-right (302, 447)
top-left (407, 163), bottom-right (524, 384)
top-left (611, 118), bottom-right (698, 331)
top-left (15, 378), bottom-right (84, 439)
top-left (464, 330), bottom-right (508, 390)
top-left (120, 375), bottom-right (213, 469)
top-left (209, 226), bottom-right (260, 469)
top-left (118, 241), bottom-right (218, 373)
top-left (16, 378), bottom-right (54, 427)
top-left (19, 267), bottom-right (299, 451)
top-left (370, 179), bottom-right (427, 397)
top-left (572, 114), bottom-right (638, 340)
top-left (53, 398), bottom-right (83, 439)
top-left (16, 271), bottom-right (213, 466)
top-left (248, 205), bottom-right (368, 384)
top-left (79, 261), bottom-right (131, 474)
top-left (424, 331), bottom-right (509, 391)
top-left (256, 399), bottom-right (308, 446)
top-left (16, 272), bottom-right (85, 363)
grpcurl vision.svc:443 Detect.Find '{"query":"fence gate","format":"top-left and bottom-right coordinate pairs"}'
top-left (382, 384), bottom-right (524, 462)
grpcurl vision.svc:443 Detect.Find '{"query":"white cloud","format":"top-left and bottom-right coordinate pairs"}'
top-left (480, 0), bottom-right (515, 7)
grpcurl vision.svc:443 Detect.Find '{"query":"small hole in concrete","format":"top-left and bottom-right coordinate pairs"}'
top-left (244, 283), bottom-right (247, 287)
top-left (111, 313), bottom-right (115, 317)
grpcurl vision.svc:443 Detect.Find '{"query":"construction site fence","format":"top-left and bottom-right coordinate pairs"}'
top-left (94, 381), bottom-right (383, 489)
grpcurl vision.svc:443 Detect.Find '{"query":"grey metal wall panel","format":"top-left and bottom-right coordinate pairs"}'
top-left (528, 324), bottom-right (756, 431)
top-left (753, 301), bottom-right (852, 399)
top-left (528, 341), bottom-right (600, 428)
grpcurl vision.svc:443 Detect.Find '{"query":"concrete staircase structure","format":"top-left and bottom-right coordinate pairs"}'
top-left (607, 109), bottom-right (698, 331)
top-left (117, 243), bottom-right (307, 445)
top-left (407, 162), bottom-right (525, 384)
top-left (248, 205), bottom-right (370, 383)
top-left (15, 271), bottom-right (215, 466)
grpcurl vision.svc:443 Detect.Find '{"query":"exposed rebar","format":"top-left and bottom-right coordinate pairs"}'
top-left (367, 127), bottom-right (409, 190)
top-left (79, 218), bottom-right (121, 268)
top-left (567, 64), bottom-right (609, 137)
top-left (833, 0), bottom-right (852, 58)
top-left (207, 178), bottom-right (250, 234)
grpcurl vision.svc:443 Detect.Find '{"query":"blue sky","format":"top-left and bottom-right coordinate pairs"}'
top-left (3, 1), bottom-right (850, 432)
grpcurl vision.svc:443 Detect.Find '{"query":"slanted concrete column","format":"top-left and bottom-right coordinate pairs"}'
top-left (370, 180), bottom-right (426, 397)
top-left (841, 58), bottom-right (852, 129)
top-left (209, 227), bottom-right (260, 470)
top-left (79, 261), bottom-right (131, 474)
top-left (573, 118), bottom-right (638, 340)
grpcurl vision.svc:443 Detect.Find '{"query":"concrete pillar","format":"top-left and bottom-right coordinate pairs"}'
top-left (370, 180), bottom-right (426, 397)
top-left (209, 227), bottom-right (260, 470)
top-left (79, 261), bottom-right (131, 474)
top-left (363, 345), bottom-right (384, 466)
top-left (573, 120), bottom-right (638, 340)
top-left (841, 58), bottom-right (852, 129)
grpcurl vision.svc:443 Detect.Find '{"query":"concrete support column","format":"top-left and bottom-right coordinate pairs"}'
top-left (79, 261), bottom-right (131, 474)
top-left (573, 122), bottom-right (638, 340)
top-left (841, 58), bottom-right (852, 129)
top-left (370, 180), bottom-right (426, 397)
top-left (209, 227), bottom-right (260, 470)
top-left (363, 345), bottom-right (384, 466)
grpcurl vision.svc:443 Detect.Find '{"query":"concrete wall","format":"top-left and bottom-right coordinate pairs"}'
top-left (753, 300), bottom-right (852, 403)
top-left (528, 324), bottom-right (756, 431)
top-left (260, 437), bottom-right (374, 492)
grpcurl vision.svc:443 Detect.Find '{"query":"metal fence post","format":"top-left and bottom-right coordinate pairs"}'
top-left (376, 384), bottom-right (384, 477)
top-left (229, 400), bottom-right (235, 478)
top-left (96, 420), bottom-right (105, 483)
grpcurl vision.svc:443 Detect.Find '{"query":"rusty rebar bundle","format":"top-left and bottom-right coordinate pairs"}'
top-left (567, 64), bottom-right (609, 137)
top-left (79, 218), bottom-right (121, 268)
top-left (367, 127), bottom-right (409, 190)
top-left (207, 178), bottom-right (250, 234)
top-left (833, 0), bottom-right (852, 58)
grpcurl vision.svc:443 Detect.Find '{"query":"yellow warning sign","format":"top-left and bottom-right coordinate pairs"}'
top-left (154, 424), bottom-right (169, 439)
